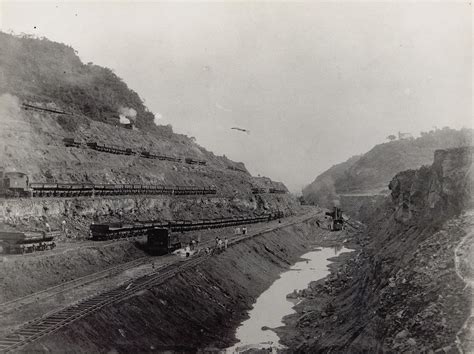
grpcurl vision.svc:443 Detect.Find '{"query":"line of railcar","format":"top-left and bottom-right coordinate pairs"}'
top-left (90, 212), bottom-right (283, 241)
top-left (63, 138), bottom-right (205, 165)
top-left (28, 183), bottom-right (217, 198)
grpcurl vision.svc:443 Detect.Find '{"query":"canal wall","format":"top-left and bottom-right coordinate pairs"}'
top-left (23, 217), bottom-right (339, 352)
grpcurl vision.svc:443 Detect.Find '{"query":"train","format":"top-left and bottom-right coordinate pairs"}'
top-left (0, 230), bottom-right (60, 254)
top-left (63, 138), bottom-right (205, 165)
top-left (0, 169), bottom-right (217, 198)
top-left (89, 212), bottom-right (284, 241)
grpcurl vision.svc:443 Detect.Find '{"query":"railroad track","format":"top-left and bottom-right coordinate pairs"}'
top-left (0, 211), bottom-right (317, 352)
top-left (0, 256), bottom-right (206, 352)
top-left (0, 257), bottom-right (150, 316)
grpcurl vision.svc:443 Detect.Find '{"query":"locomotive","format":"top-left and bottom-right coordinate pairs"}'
top-left (0, 167), bottom-right (31, 197)
top-left (325, 207), bottom-right (344, 231)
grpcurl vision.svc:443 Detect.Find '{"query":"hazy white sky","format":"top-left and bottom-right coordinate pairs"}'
top-left (0, 1), bottom-right (472, 192)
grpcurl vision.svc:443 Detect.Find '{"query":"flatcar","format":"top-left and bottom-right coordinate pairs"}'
top-left (269, 188), bottom-right (287, 194)
top-left (0, 230), bottom-right (59, 254)
top-left (251, 187), bottom-right (267, 194)
top-left (184, 157), bottom-right (207, 166)
top-left (63, 138), bottom-right (82, 148)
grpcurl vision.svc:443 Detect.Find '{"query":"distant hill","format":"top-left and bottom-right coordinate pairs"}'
top-left (303, 128), bottom-right (472, 207)
top-left (0, 32), bottom-right (155, 129)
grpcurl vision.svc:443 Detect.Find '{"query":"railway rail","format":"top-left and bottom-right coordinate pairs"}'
top-left (0, 211), bottom-right (316, 352)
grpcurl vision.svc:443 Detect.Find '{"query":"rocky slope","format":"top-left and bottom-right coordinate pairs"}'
top-left (303, 129), bottom-right (472, 213)
top-left (283, 146), bottom-right (473, 352)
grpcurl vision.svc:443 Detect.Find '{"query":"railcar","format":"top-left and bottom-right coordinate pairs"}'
top-left (269, 188), bottom-right (287, 194)
top-left (184, 157), bottom-right (207, 166)
top-left (0, 230), bottom-right (59, 254)
top-left (251, 187), bottom-right (267, 194)
top-left (146, 228), bottom-right (181, 255)
top-left (63, 138), bottom-right (82, 148)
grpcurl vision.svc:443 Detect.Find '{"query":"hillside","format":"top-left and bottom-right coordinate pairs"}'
top-left (0, 32), bottom-right (156, 129)
top-left (303, 128), bottom-right (472, 209)
top-left (0, 32), bottom-right (298, 236)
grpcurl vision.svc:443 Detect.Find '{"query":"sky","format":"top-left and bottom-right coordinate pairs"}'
top-left (0, 1), bottom-right (472, 193)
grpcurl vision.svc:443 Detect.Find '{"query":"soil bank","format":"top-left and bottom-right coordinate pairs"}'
top-left (23, 217), bottom-right (346, 352)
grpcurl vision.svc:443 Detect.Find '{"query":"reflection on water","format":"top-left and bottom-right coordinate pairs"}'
top-left (227, 246), bottom-right (349, 353)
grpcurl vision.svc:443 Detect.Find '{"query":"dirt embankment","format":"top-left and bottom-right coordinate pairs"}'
top-left (281, 147), bottom-right (473, 352)
top-left (0, 241), bottom-right (146, 303)
top-left (22, 218), bottom-right (342, 352)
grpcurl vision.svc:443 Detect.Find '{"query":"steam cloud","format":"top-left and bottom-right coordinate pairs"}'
top-left (0, 93), bottom-right (21, 118)
top-left (0, 93), bottom-right (26, 168)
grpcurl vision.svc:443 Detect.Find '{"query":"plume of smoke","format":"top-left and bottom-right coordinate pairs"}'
top-left (118, 106), bottom-right (137, 123)
top-left (0, 93), bottom-right (25, 168)
top-left (153, 112), bottom-right (163, 126)
top-left (0, 93), bottom-right (21, 119)
top-left (119, 115), bottom-right (130, 124)
top-left (305, 176), bottom-right (340, 209)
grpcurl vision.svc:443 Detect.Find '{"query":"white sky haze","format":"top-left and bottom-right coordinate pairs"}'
top-left (0, 1), bottom-right (471, 192)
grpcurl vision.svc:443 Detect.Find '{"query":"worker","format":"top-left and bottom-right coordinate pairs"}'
top-left (224, 237), bottom-right (228, 249)
top-left (61, 220), bottom-right (66, 232)
top-left (185, 245), bottom-right (190, 258)
top-left (45, 222), bottom-right (51, 232)
top-left (218, 238), bottom-right (223, 251)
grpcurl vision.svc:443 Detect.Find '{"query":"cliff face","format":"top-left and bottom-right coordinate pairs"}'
top-left (389, 147), bottom-right (473, 224)
top-left (287, 147), bottom-right (473, 352)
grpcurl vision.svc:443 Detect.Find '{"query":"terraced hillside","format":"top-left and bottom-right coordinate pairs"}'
top-left (0, 32), bottom-right (298, 237)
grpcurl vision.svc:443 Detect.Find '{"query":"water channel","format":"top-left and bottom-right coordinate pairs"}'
top-left (227, 246), bottom-right (349, 352)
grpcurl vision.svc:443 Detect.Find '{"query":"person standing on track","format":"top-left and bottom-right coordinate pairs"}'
top-left (224, 237), bottom-right (228, 249)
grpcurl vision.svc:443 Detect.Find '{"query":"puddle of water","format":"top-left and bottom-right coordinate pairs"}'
top-left (227, 246), bottom-right (349, 353)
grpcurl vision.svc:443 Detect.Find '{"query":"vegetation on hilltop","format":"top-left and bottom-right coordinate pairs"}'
top-left (0, 32), bottom-right (155, 129)
top-left (303, 127), bottom-right (472, 207)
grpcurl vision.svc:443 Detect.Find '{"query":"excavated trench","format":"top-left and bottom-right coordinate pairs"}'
top-left (21, 218), bottom-right (340, 352)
